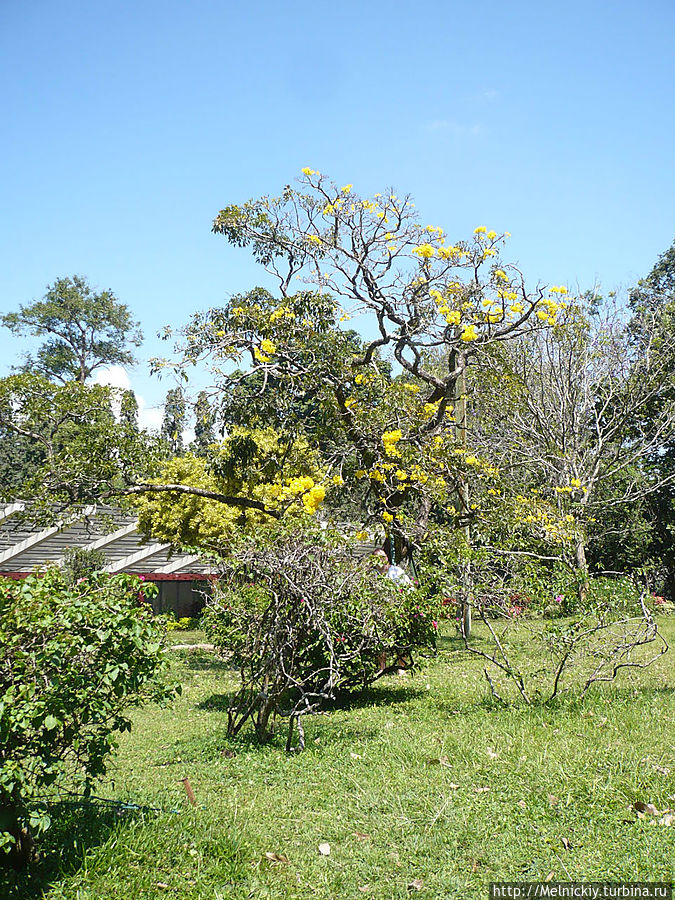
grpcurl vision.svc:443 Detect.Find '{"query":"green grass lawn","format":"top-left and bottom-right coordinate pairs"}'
top-left (5, 619), bottom-right (675, 899)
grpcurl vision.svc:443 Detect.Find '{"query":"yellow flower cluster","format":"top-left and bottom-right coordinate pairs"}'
top-left (279, 475), bottom-right (326, 515)
top-left (412, 243), bottom-right (436, 259)
top-left (260, 339), bottom-right (276, 355)
top-left (231, 307), bottom-right (245, 317)
top-left (382, 511), bottom-right (394, 523)
top-left (437, 245), bottom-right (462, 260)
top-left (306, 234), bottom-right (322, 245)
top-left (302, 167), bottom-right (318, 176)
top-left (549, 285), bottom-right (568, 295)
top-left (254, 347), bottom-right (271, 363)
top-left (382, 429), bottom-right (403, 457)
top-left (421, 401), bottom-right (441, 420)
top-left (269, 306), bottom-right (294, 323)
top-left (493, 269), bottom-right (509, 281)
top-left (460, 324), bottom-right (479, 342)
top-left (536, 295), bottom-right (561, 325)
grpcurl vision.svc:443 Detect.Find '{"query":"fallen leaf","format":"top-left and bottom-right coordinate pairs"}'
top-left (408, 878), bottom-right (424, 891)
top-left (655, 765), bottom-right (671, 775)
top-left (633, 801), bottom-right (660, 817)
top-left (486, 747), bottom-right (498, 759)
top-left (318, 842), bottom-right (331, 856)
top-left (548, 794), bottom-right (559, 808)
top-left (352, 831), bottom-right (371, 841)
top-left (397, 669), bottom-right (409, 677)
top-left (350, 752), bottom-right (362, 760)
top-left (473, 786), bottom-right (490, 793)
top-left (471, 859), bottom-right (480, 872)
top-left (358, 886), bottom-right (372, 894)
top-left (658, 813), bottom-right (675, 826)
top-left (155, 884), bottom-right (170, 890)
top-left (561, 837), bottom-right (572, 850)
top-left (264, 852), bottom-right (289, 864)
top-left (448, 783), bottom-right (460, 790)
top-left (518, 800), bottom-right (527, 809)
top-left (596, 717), bottom-right (608, 727)
top-left (223, 748), bottom-right (236, 759)
top-left (545, 872), bottom-right (555, 882)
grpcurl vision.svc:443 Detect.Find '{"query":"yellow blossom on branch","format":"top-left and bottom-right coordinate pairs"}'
top-left (412, 243), bottom-right (436, 259)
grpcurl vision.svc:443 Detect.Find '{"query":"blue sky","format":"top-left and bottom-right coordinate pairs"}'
top-left (1, 0), bottom-right (674, 424)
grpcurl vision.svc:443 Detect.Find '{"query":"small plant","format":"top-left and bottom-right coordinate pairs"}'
top-left (162, 612), bottom-right (201, 632)
top-left (0, 568), bottom-right (176, 868)
top-left (60, 546), bottom-right (106, 583)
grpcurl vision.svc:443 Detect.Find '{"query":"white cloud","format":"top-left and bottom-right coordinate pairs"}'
top-left (92, 365), bottom-right (196, 445)
top-left (138, 399), bottom-right (164, 432)
top-left (93, 365), bottom-right (131, 391)
top-left (93, 365), bottom-right (163, 433)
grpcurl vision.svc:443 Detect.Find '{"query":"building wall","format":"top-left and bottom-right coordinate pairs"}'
top-left (152, 579), bottom-right (211, 618)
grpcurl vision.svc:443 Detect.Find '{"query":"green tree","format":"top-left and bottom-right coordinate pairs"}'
top-left (192, 390), bottom-right (216, 455)
top-left (2, 275), bottom-right (142, 384)
top-left (161, 387), bottom-right (186, 455)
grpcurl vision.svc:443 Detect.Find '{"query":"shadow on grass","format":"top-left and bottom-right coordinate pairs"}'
top-left (175, 650), bottom-right (234, 673)
top-left (432, 680), bottom-right (675, 720)
top-left (197, 680), bottom-right (427, 718)
top-left (0, 801), bottom-right (147, 900)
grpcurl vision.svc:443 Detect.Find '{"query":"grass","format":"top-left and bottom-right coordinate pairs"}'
top-left (4, 618), bottom-right (675, 899)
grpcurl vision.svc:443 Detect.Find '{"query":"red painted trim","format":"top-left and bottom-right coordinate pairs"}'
top-left (0, 571), bottom-right (216, 582)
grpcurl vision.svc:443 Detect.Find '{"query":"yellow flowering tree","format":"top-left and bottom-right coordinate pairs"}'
top-left (169, 171), bottom-right (575, 551)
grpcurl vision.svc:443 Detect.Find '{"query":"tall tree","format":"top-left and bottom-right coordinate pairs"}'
top-left (192, 390), bottom-right (216, 456)
top-left (161, 387), bottom-right (187, 455)
top-left (1, 275), bottom-right (142, 384)
top-left (471, 300), bottom-right (675, 596)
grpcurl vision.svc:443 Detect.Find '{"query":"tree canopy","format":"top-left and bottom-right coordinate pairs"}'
top-left (2, 275), bottom-right (142, 384)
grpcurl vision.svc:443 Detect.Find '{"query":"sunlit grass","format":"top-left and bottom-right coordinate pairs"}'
top-left (4, 619), bottom-right (674, 899)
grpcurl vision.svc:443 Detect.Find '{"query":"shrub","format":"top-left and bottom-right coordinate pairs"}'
top-left (203, 525), bottom-right (438, 749)
top-left (162, 613), bottom-right (201, 632)
top-left (60, 546), bottom-right (107, 584)
top-left (0, 569), bottom-right (175, 867)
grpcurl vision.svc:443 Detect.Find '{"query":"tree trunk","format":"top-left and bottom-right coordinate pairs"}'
top-left (575, 537), bottom-right (590, 605)
top-left (0, 802), bottom-right (36, 869)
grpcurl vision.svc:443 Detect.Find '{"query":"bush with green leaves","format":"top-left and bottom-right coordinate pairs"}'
top-left (203, 525), bottom-right (438, 749)
top-left (0, 569), bottom-right (175, 867)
